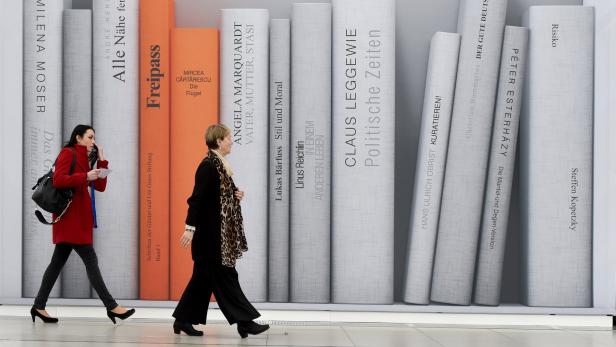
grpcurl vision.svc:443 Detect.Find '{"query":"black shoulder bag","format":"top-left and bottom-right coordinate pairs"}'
top-left (31, 148), bottom-right (77, 225)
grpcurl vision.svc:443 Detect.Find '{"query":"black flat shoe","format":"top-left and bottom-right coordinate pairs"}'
top-left (30, 306), bottom-right (58, 323)
top-left (106, 308), bottom-right (135, 324)
top-left (237, 320), bottom-right (269, 338)
top-left (173, 320), bottom-right (203, 336)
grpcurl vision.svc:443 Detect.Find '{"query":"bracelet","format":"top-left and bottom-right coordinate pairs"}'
top-left (185, 225), bottom-right (196, 233)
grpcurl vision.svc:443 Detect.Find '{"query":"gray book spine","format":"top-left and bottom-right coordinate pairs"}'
top-left (290, 3), bottom-right (331, 303)
top-left (220, 9), bottom-right (270, 303)
top-left (92, 0), bottom-right (139, 299)
top-left (61, 9), bottom-right (92, 299)
top-left (583, 0), bottom-right (616, 310)
top-left (456, 0), bottom-right (468, 33)
top-left (431, 0), bottom-right (507, 305)
top-left (268, 19), bottom-right (291, 303)
top-left (0, 0), bottom-right (23, 299)
top-left (22, 0), bottom-right (65, 298)
top-left (331, 0), bottom-right (396, 304)
top-left (473, 26), bottom-right (528, 306)
top-left (403, 32), bottom-right (460, 305)
top-left (521, 6), bottom-right (593, 307)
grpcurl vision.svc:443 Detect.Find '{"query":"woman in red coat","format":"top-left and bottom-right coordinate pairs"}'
top-left (31, 125), bottom-right (135, 324)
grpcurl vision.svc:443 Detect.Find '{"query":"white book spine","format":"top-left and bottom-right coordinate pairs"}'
top-left (92, 0), bottom-right (139, 299)
top-left (331, 0), bottom-right (396, 305)
top-left (583, 0), bottom-right (616, 310)
top-left (403, 32), bottom-right (460, 305)
top-left (290, 3), bottom-right (331, 303)
top-left (0, 0), bottom-right (23, 299)
top-left (521, 6), bottom-right (593, 307)
top-left (22, 0), bottom-right (65, 298)
top-left (220, 9), bottom-right (270, 302)
top-left (473, 26), bottom-right (528, 306)
top-left (268, 19), bottom-right (291, 303)
top-left (609, 1), bottom-right (616, 311)
top-left (61, 9), bottom-right (92, 299)
top-left (431, 0), bottom-right (508, 305)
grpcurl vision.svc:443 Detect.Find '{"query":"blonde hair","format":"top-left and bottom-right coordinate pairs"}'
top-left (205, 124), bottom-right (231, 149)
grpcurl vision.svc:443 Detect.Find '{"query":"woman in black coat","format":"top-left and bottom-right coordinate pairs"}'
top-left (172, 124), bottom-right (269, 338)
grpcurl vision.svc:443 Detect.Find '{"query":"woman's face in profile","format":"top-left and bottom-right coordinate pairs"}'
top-left (77, 129), bottom-right (96, 153)
top-left (218, 134), bottom-right (233, 156)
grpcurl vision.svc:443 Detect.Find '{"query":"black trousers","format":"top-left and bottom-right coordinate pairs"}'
top-left (33, 243), bottom-right (118, 310)
top-left (173, 261), bottom-right (260, 325)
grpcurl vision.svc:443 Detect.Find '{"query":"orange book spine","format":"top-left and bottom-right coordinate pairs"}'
top-left (170, 28), bottom-right (220, 300)
top-left (139, 0), bottom-right (174, 300)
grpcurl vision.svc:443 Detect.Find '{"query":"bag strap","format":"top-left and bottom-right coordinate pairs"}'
top-left (34, 200), bottom-right (73, 225)
top-left (67, 147), bottom-right (77, 175)
top-left (51, 147), bottom-right (77, 173)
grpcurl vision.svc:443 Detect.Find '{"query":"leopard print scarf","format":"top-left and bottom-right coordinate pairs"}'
top-left (209, 151), bottom-right (248, 267)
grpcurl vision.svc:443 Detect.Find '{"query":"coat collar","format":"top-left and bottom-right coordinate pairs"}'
top-left (72, 144), bottom-right (91, 171)
top-left (74, 144), bottom-right (88, 155)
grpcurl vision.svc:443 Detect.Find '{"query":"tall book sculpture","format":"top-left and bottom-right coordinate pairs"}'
top-left (169, 28), bottom-right (219, 300)
top-left (331, 0), bottom-right (396, 304)
top-left (220, 9), bottom-right (270, 302)
top-left (290, 3), bottom-right (332, 303)
top-left (23, 0), bottom-right (65, 298)
top-left (521, 6), bottom-right (593, 307)
top-left (583, 0), bottom-right (616, 309)
top-left (268, 19), bottom-right (291, 303)
top-left (61, 9), bottom-right (93, 298)
top-left (431, 0), bottom-right (507, 305)
top-left (139, 0), bottom-right (174, 301)
top-left (0, 0), bottom-right (23, 299)
top-left (92, 0), bottom-right (139, 299)
top-left (403, 32), bottom-right (460, 305)
top-left (474, 26), bottom-right (528, 306)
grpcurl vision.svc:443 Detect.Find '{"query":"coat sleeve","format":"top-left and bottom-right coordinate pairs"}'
top-left (185, 160), bottom-right (219, 227)
top-left (53, 148), bottom-right (87, 189)
top-left (92, 160), bottom-right (109, 192)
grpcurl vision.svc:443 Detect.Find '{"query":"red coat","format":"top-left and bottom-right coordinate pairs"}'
top-left (52, 144), bottom-right (108, 244)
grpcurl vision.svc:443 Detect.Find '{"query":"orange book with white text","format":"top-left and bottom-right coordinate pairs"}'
top-left (169, 28), bottom-right (220, 300)
top-left (139, 0), bottom-right (174, 300)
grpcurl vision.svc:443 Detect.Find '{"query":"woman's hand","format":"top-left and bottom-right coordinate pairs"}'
top-left (180, 226), bottom-right (195, 248)
top-left (86, 169), bottom-right (100, 181)
top-left (234, 190), bottom-right (245, 201)
top-left (96, 145), bottom-right (105, 161)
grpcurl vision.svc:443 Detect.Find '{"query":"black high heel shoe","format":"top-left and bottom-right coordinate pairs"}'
top-left (237, 320), bottom-right (269, 338)
top-left (173, 320), bottom-right (203, 336)
top-left (30, 306), bottom-right (58, 323)
top-left (106, 308), bottom-right (135, 324)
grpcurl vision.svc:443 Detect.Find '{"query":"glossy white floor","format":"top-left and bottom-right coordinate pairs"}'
top-left (0, 305), bottom-right (615, 346)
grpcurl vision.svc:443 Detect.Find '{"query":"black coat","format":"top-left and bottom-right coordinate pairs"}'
top-left (186, 156), bottom-right (222, 263)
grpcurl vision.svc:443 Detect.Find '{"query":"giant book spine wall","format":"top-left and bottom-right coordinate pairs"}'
top-left (139, 0), bottom-right (174, 301)
top-left (22, 0), bottom-right (65, 298)
top-left (521, 6), bottom-right (593, 307)
top-left (220, 9), bottom-right (270, 302)
top-left (431, 0), bottom-right (507, 305)
top-left (169, 28), bottom-right (219, 300)
top-left (268, 19), bottom-right (291, 303)
top-left (403, 32), bottom-right (460, 305)
top-left (92, 0), bottom-right (139, 299)
top-left (583, 0), bottom-right (616, 309)
top-left (290, 3), bottom-right (332, 303)
top-left (0, 0), bottom-right (23, 299)
top-left (474, 26), bottom-right (528, 306)
top-left (61, 9), bottom-right (93, 298)
top-left (331, 0), bottom-right (396, 304)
